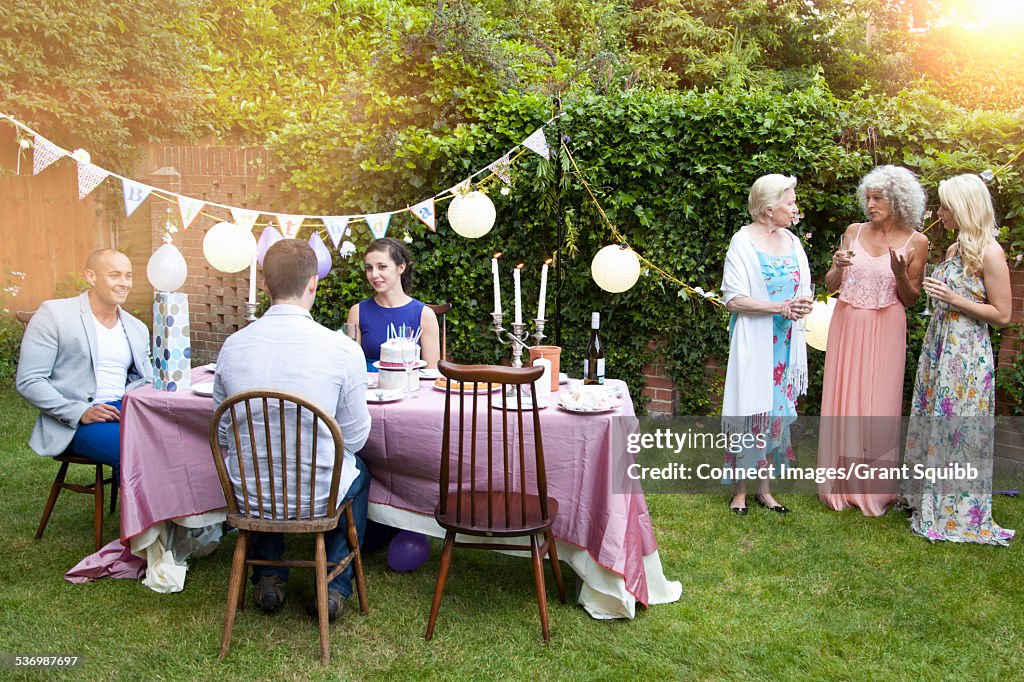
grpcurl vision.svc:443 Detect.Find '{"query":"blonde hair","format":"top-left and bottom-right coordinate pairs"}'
top-left (748, 174), bottom-right (797, 221)
top-left (938, 174), bottom-right (996, 276)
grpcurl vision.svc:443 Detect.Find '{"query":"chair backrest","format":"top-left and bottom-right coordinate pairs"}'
top-left (437, 360), bottom-right (551, 529)
top-left (427, 303), bottom-right (452, 361)
top-left (209, 389), bottom-right (345, 523)
top-left (15, 310), bottom-right (34, 327)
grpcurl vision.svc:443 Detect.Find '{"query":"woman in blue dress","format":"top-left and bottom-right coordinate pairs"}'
top-left (347, 238), bottom-right (440, 372)
top-left (720, 174), bottom-right (812, 515)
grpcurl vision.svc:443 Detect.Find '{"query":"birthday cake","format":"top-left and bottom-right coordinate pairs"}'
top-left (378, 338), bottom-right (420, 368)
top-left (376, 338), bottom-right (421, 392)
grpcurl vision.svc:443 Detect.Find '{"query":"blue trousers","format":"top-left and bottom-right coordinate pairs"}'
top-left (249, 455), bottom-right (370, 597)
top-left (70, 399), bottom-right (122, 482)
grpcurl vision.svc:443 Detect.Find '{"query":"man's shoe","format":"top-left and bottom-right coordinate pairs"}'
top-left (306, 589), bottom-right (345, 622)
top-left (253, 575), bottom-right (286, 613)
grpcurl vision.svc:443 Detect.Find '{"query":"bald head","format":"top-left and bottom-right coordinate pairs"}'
top-left (86, 248), bottom-right (128, 273)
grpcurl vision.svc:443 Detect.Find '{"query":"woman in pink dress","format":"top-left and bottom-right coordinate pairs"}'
top-left (818, 166), bottom-right (929, 515)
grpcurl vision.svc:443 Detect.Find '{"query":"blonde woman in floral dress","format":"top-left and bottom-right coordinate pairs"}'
top-left (903, 174), bottom-right (1015, 544)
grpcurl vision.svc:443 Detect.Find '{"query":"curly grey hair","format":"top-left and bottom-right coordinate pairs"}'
top-left (857, 165), bottom-right (926, 229)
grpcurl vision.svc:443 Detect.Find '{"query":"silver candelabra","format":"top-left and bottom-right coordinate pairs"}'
top-left (491, 313), bottom-right (546, 367)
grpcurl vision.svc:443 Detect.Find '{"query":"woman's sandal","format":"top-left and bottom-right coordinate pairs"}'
top-left (755, 495), bottom-right (789, 514)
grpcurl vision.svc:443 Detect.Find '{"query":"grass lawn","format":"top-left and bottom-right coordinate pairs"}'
top-left (1, 382), bottom-right (1022, 681)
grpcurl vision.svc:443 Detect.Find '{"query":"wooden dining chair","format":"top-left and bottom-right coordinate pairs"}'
top-left (425, 360), bottom-right (565, 642)
top-left (17, 310), bottom-right (118, 551)
top-left (208, 389), bottom-right (368, 667)
top-left (426, 303), bottom-right (452, 361)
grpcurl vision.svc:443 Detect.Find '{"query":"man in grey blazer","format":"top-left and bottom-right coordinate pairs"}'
top-left (16, 248), bottom-right (152, 479)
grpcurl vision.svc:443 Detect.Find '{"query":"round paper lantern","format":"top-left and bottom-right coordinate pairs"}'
top-left (256, 226), bottom-right (284, 267)
top-left (447, 191), bottom-right (496, 238)
top-left (146, 244), bottom-right (188, 292)
top-left (591, 244), bottom-right (641, 293)
top-left (386, 530), bottom-right (430, 572)
top-left (309, 232), bottom-right (332, 279)
top-left (203, 222), bottom-right (257, 273)
top-left (804, 297), bottom-right (837, 351)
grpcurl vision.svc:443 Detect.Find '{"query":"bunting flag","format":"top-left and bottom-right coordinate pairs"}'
top-left (77, 163), bottom-right (110, 200)
top-left (122, 179), bottom-right (152, 218)
top-left (488, 154), bottom-right (512, 185)
top-left (522, 127), bottom-right (550, 160)
top-left (32, 135), bottom-right (63, 175)
top-left (178, 195), bottom-right (205, 230)
top-left (230, 207), bottom-right (261, 233)
top-left (448, 178), bottom-right (471, 196)
top-left (365, 213), bottom-right (391, 239)
top-left (276, 214), bottom-right (304, 238)
top-left (409, 199), bottom-right (436, 232)
top-left (322, 216), bottom-right (350, 249)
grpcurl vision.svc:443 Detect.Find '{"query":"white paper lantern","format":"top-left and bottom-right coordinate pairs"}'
top-left (146, 244), bottom-right (188, 292)
top-left (203, 222), bottom-right (257, 273)
top-left (804, 298), bottom-right (837, 351)
top-left (591, 244), bottom-right (641, 293)
top-left (447, 191), bottom-right (496, 238)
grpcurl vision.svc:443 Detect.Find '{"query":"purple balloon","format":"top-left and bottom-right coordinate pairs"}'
top-left (386, 530), bottom-right (430, 572)
top-left (309, 232), bottom-right (332, 279)
top-left (256, 226), bottom-right (283, 267)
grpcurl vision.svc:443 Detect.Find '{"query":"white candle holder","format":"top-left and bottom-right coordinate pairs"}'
top-left (246, 301), bottom-right (258, 322)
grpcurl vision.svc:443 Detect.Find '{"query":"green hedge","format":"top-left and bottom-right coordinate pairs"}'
top-left (299, 83), bottom-right (1024, 415)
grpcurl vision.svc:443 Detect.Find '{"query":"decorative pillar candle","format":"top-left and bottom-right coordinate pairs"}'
top-left (492, 254), bottom-right (502, 316)
top-left (513, 263), bottom-right (523, 324)
top-left (248, 254), bottom-right (257, 306)
top-left (152, 292), bottom-right (192, 392)
top-left (537, 259), bottom-right (549, 320)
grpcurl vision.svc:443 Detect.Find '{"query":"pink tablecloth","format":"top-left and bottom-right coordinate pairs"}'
top-left (77, 368), bottom-right (679, 615)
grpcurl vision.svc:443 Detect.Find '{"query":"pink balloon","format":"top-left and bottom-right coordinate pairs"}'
top-left (309, 232), bottom-right (332, 279)
top-left (256, 226), bottom-right (283, 267)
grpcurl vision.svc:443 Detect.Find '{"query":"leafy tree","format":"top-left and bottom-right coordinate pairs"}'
top-left (0, 0), bottom-right (206, 169)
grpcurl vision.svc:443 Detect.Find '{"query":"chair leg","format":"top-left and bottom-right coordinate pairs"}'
top-left (530, 534), bottom-right (551, 641)
top-left (344, 507), bottom-right (368, 616)
top-left (545, 530), bottom-right (566, 603)
top-left (220, 530), bottom-right (249, 659)
top-left (315, 532), bottom-right (330, 667)
top-left (93, 463), bottom-right (104, 552)
top-left (109, 467), bottom-right (118, 515)
top-left (35, 459), bottom-right (72, 541)
top-left (425, 530), bottom-right (456, 641)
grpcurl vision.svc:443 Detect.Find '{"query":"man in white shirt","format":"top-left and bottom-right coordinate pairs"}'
top-left (17, 249), bottom-right (152, 480)
top-left (213, 239), bottom-right (371, 621)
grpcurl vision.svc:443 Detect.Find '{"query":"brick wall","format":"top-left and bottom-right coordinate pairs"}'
top-left (138, 146), bottom-right (283, 364)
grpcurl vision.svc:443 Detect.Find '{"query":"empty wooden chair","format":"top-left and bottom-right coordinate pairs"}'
top-left (425, 360), bottom-right (565, 641)
top-left (426, 303), bottom-right (452, 361)
top-left (209, 389), bottom-right (368, 666)
top-left (18, 310), bottom-right (117, 551)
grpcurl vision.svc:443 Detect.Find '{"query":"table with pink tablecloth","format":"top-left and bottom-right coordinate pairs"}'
top-left (81, 368), bottom-right (680, 618)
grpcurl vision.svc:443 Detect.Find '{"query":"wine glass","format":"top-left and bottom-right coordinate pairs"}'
top-left (797, 283), bottom-right (815, 331)
top-left (401, 326), bottom-right (419, 395)
top-left (920, 264), bottom-right (935, 318)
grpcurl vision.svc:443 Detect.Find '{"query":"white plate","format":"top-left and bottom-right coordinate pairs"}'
top-left (192, 382), bottom-right (214, 396)
top-left (373, 360), bottom-right (427, 371)
top-left (366, 388), bottom-right (404, 403)
top-left (556, 401), bottom-right (618, 414)
top-left (490, 395), bottom-right (548, 410)
top-left (419, 368), bottom-right (442, 380)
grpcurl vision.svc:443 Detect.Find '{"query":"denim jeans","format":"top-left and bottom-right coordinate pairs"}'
top-left (70, 399), bottom-right (122, 482)
top-left (249, 454), bottom-right (369, 597)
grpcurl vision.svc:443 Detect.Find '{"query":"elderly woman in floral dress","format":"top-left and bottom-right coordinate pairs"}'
top-left (903, 174), bottom-right (1014, 544)
top-left (721, 174), bottom-right (812, 515)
